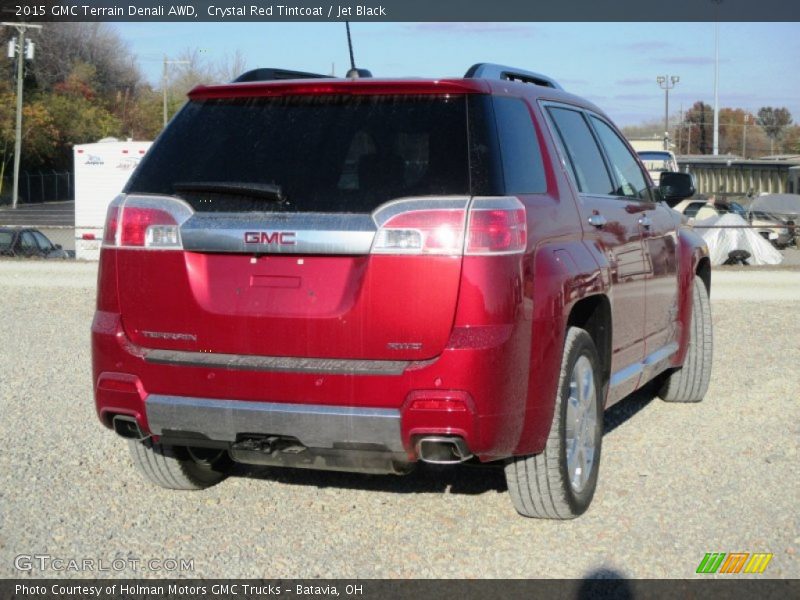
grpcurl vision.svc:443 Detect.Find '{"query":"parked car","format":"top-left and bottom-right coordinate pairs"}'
top-left (749, 194), bottom-right (799, 248)
top-left (0, 227), bottom-right (70, 258)
top-left (672, 198), bottom-right (792, 248)
top-left (636, 150), bottom-right (679, 184)
top-left (92, 63), bottom-right (712, 519)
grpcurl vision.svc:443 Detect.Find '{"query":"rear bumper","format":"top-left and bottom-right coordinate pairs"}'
top-left (147, 394), bottom-right (404, 452)
top-left (92, 310), bottom-right (545, 461)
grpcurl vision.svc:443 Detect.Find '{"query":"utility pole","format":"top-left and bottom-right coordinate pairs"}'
top-left (687, 124), bottom-right (692, 155)
top-left (162, 55), bottom-right (189, 127)
top-left (2, 22), bottom-right (42, 209)
top-left (742, 113), bottom-right (749, 159)
top-left (657, 75), bottom-right (679, 151)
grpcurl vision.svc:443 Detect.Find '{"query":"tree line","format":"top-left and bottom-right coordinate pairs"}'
top-left (0, 23), bottom-right (244, 187)
top-left (623, 102), bottom-right (798, 158)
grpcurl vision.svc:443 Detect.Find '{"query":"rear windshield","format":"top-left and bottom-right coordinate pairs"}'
top-left (638, 152), bottom-right (671, 161)
top-left (638, 151), bottom-right (676, 172)
top-left (127, 94), bottom-right (472, 213)
top-left (0, 231), bottom-right (12, 249)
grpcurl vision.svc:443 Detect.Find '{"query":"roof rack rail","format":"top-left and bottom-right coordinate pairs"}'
top-left (464, 63), bottom-right (563, 90)
top-left (233, 68), bottom-right (332, 83)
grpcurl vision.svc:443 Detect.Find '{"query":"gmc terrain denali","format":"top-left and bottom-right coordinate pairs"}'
top-left (92, 64), bottom-right (712, 519)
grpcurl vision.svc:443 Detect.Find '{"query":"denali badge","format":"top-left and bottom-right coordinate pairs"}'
top-left (387, 342), bottom-right (423, 351)
top-left (244, 231), bottom-right (296, 245)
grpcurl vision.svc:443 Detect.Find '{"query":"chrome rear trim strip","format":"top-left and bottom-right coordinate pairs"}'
top-left (145, 349), bottom-right (410, 376)
top-left (180, 212), bottom-right (376, 255)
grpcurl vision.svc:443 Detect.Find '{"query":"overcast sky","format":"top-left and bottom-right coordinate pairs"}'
top-left (114, 21), bottom-right (800, 127)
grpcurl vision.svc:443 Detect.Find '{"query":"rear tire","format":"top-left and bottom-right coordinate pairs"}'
top-left (128, 439), bottom-right (232, 490)
top-left (659, 275), bottom-right (713, 403)
top-left (504, 327), bottom-right (603, 519)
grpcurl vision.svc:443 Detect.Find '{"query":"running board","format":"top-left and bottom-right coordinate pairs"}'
top-left (608, 342), bottom-right (678, 403)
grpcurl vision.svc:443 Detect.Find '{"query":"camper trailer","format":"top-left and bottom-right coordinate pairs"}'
top-left (74, 140), bottom-right (152, 260)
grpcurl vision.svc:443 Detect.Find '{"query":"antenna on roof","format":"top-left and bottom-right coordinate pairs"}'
top-left (344, 22), bottom-right (372, 79)
top-left (345, 22), bottom-right (356, 75)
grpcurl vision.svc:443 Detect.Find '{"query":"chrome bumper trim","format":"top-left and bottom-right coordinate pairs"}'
top-left (179, 211), bottom-right (377, 255)
top-left (146, 395), bottom-right (404, 452)
top-left (145, 349), bottom-right (410, 376)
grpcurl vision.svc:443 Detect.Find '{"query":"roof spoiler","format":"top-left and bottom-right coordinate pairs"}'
top-left (232, 68), bottom-right (333, 83)
top-left (465, 63), bottom-right (563, 90)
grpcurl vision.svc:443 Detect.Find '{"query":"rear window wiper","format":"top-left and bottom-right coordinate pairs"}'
top-left (173, 182), bottom-right (285, 202)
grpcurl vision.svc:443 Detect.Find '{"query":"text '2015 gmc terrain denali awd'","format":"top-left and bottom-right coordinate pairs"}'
top-left (92, 63), bottom-right (712, 519)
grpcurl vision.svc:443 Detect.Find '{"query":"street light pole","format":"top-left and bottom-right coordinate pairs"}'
top-left (2, 22), bottom-right (42, 209)
top-left (712, 0), bottom-right (722, 155)
top-left (657, 75), bottom-right (679, 151)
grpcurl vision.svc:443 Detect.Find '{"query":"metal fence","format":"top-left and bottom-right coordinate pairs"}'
top-left (0, 171), bottom-right (74, 204)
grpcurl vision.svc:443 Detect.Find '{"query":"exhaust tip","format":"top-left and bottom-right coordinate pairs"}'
top-left (112, 415), bottom-right (148, 440)
top-left (416, 436), bottom-right (473, 465)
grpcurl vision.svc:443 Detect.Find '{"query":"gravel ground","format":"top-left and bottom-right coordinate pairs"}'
top-left (0, 262), bottom-right (798, 579)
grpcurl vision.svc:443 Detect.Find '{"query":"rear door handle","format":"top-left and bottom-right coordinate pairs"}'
top-left (638, 216), bottom-right (653, 229)
top-left (588, 214), bottom-right (607, 228)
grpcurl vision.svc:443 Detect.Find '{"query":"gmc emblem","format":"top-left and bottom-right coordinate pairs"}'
top-left (244, 231), bottom-right (297, 245)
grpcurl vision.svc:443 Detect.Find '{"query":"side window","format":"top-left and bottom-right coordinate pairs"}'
top-left (589, 116), bottom-right (651, 201)
top-left (0, 231), bottom-right (12, 252)
top-left (20, 232), bottom-right (37, 251)
top-left (547, 107), bottom-right (614, 195)
top-left (32, 231), bottom-right (52, 251)
top-left (684, 202), bottom-right (706, 218)
top-left (493, 97), bottom-right (546, 194)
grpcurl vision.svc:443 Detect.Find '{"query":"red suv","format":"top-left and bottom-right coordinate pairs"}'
top-left (92, 63), bottom-right (712, 519)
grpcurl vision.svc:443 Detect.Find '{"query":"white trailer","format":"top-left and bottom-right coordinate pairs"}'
top-left (73, 140), bottom-right (152, 260)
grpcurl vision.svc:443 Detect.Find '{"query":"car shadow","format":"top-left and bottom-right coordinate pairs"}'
top-left (233, 460), bottom-right (508, 496)
top-left (232, 381), bottom-right (661, 496)
top-left (603, 380), bottom-right (660, 436)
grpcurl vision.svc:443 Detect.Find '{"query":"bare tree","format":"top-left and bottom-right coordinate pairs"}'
top-left (214, 50), bottom-right (248, 83)
top-left (167, 48), bottom-right (248, 96)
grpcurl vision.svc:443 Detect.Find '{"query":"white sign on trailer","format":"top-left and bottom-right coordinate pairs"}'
top-left (73, 140), bottom-right (152, 260)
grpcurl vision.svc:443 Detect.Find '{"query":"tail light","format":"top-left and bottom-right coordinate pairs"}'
top-left (466, 198), bottom-right (527, 255)
top-left (372, 208), bottom-right (467, 255)
top-left (371, 196), bottom-right (526, 256)
top-left (102, 196), bottom-right (123, 244)
top-left (102, 195), bottom-right (193, 249)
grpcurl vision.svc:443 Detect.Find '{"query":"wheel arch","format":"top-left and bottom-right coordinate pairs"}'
top-left (673, 228), bottom-right (711, 367)
top-left (696, 256), bottom-right (711, 296)
top-left (566, 293), bottom-right (612, 396)
top-left (515, 241), bottom-right (610, 456)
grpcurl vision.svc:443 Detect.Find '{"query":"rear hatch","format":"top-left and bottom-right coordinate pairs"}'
top-left (111, 85), bottom-right (501, 361)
